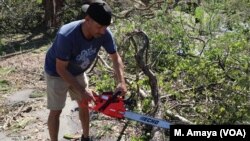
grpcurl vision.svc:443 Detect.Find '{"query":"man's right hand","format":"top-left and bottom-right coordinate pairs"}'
top-left (82, 88), bottom-right (96, 102)
top-left (79, 89), bottom-right (96, 108)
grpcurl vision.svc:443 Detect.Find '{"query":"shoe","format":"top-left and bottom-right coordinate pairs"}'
top-left (81, 134), bottom-right (91, 141)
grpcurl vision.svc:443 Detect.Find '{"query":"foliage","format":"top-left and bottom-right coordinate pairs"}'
top-left (0, 0), bottom-right (84, 34)
top-left (0, 67), bottom-right (13, 93)
top-left (59, 0), bottom-right (85, 24)
top-left (29, 91), bottom-right (46, 98)
top-left (114, 0), bottom-right (250, 124)
top-left (0, 79), bottom-right (10, 92)
top-left (91, 72), bottom-right (116, 93)
top-left (89, 62), bottom-right (116, 93)
top-left (131, 135), bottom-right (150, 141)
top-left (0, 0), bottom-right (44, 34)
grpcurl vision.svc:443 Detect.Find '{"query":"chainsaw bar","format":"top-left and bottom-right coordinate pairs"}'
top-left (123, 111), bottom-right (170, 129)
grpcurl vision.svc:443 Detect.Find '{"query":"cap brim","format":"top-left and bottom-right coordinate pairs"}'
top-left (81, 4), bottom-right (89, 13)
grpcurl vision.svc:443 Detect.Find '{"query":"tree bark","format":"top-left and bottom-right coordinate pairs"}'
top-left (129, 30), bottom-right (165, 140)
top-left (129, 30), bottom-right (159, 105)
top-left (43, 0), bottom-right (64, 28)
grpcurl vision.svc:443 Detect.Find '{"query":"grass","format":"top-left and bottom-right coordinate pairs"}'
top-left (29, 91), bottom-right (46, 98)
top-left (0, 67), bottom-right (14, 94)
top-left (0, 79), bottom-right (10, 92)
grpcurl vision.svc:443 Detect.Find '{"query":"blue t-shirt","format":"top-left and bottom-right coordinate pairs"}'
top-left (45, 20), bottom-right (117, 76)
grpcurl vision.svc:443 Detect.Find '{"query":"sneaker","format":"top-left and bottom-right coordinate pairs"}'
top-left (81, 135), bottom-right (91, 141)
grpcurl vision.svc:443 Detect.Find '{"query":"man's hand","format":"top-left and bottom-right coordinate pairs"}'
top-left (79, 89), bottom-right (96, 108)
top-left (114, 82), bottom-right (127, 96)
top-left (82, 88), bottom-right (96, 102)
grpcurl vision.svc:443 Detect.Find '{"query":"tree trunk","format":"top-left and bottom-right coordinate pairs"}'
top-left (130, 30), bottom-right (164, 140)
top-left (43, 0), bottom-right (64, 28)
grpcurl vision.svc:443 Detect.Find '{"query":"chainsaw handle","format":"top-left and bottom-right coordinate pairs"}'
top-left (98, 91), bottom-right (122, 112)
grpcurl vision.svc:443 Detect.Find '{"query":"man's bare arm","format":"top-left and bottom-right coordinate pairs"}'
top-left (56, 58), bottom-right (94, 101)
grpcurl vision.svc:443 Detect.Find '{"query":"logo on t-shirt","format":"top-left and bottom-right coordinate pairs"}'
top-left (76, 46), bottom-right (97, 70)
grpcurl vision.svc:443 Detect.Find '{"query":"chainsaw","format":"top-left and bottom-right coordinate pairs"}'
top-left (84, 91), bottom-right (171, 129)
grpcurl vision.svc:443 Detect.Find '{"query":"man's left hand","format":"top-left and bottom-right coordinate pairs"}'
top-left (114, 82), bottom-right (127, 96)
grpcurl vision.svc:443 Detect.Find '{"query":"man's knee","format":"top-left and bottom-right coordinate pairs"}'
top-left (49, 110), bottom-right (62, 118)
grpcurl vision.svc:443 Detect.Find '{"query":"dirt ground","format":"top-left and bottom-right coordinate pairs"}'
top-left (0, 46), bottom-right (145, 141)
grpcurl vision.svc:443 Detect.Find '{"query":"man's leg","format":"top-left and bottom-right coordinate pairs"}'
top-left (69, 73), bottom-right (90, 139)
top-left (48, 110), bottom-right (62, 141)
top-left (78, 101), bottom-right (90, 138)
top-left (45, 72), bottom-right (69, 141)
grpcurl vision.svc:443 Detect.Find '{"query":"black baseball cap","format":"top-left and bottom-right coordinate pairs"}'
top-left (82, 0), bottom-right (112, 26)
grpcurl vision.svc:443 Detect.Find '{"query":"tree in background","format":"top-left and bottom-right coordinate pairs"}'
top-left (43, 0), bottom-right (64, 28)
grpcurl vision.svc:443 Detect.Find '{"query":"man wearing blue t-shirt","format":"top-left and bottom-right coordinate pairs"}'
top-left (44, 1), bottom-right (127, 141)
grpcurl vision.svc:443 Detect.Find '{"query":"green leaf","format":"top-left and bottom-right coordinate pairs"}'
top-left (195, 7), bottom-right (204, 22)
top-left (36, 0), bottom-right (42, 4)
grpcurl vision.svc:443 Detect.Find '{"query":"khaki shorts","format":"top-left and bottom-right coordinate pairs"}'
top-left (45, 72), bottom-right (88, 110)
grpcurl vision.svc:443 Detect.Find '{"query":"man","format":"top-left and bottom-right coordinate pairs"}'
top-left (44, 1), bottom-right (127, 141)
